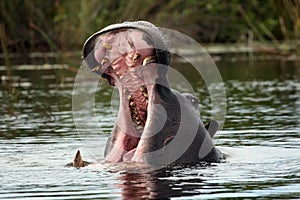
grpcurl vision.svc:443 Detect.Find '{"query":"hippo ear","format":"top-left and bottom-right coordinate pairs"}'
top-left (72, 150), bottom-right (90, 168)
top-left (205, 120), bottom-right (219, 138)
top-left (73, 150), bottom-right (85, 168)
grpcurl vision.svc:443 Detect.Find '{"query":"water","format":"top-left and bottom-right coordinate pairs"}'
top-left (0, 59), bottom-right (299, 199)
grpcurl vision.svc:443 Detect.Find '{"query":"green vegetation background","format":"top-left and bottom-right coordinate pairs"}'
top-left (0, 0), bottom-right (299, 54)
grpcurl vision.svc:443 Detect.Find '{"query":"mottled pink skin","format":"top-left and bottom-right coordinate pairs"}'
top-left (94, 29), bottom-right (154, 80)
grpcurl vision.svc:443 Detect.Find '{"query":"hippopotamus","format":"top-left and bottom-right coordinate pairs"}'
top-left (73, 21), bottom-right (224, 167)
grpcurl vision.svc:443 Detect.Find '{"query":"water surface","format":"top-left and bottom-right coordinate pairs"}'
top-left (0, 59), bottom-right (299, 199)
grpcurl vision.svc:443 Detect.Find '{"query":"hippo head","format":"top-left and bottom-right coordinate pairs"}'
top-left (81, 21), bottom-right (223, 165)
top-left (82, 21), bottom-right (174, 162)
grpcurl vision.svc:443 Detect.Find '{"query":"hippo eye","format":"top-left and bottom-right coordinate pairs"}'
top-left (190, 97), bottom-right (199, 105)
top-left (142, 56), bottom-right (157, 66)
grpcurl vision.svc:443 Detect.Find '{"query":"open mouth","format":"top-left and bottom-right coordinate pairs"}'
top-left (86, 28), bottom-right (160, 162)
top-left (99, 52), bottom-right (157, 134)
top-left (80, 21), bottom-right (224, 165)
top-left (105, 59), bottom-right (157, 162)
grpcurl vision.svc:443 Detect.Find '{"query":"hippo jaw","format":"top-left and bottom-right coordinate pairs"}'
top-left (105, 80), bottom-right (168, 163)
top-left (83, 28), bottom-right (172, 163)
top-left (105, 67), bottom-right (161, 163)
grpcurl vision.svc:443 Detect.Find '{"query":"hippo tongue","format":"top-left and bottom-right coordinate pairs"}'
top-left (122, 148), bottom-right (137, 162)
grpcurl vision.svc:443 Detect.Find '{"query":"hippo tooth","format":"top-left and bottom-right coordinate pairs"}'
top-left (101, 58), bottom-right (109, 66)
top-left (91, 65), bottom-right (101, 72)
top-left (136, 121), bottom-right (141, 125)
top-left (133, 53), bottom-right (141, 62)
top-left (142, 56), bottom-right (156, 66)
top-left (130, 106), bottom-right (135, 111)
top-left (130, 107), bottom-right (137, 112)
top-left (127, 95), bottom-right (132, 100)
top-left (130, 102), bottom-right (136, 107)
top-left (139, 85), bottom-right (146, 92)
top-left (143, 92), bottom-right (148, 98)
top-left (103, 42), bottom-right (112, 50)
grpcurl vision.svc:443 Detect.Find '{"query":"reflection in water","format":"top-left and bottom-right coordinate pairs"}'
top-left (0, 59), bottom-right (299, 199)
top-left (117, 166), bottom-right (206, 199)
top-left (114, 146), bottom-right (300, 199)
top-left (118, 170), bottom-right (172, 199)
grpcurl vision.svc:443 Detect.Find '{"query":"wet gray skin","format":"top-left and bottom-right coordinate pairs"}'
top-left (81, 21), bottom-right (225, 166)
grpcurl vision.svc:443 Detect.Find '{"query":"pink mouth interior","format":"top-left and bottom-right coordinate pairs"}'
top-left (91, 28), bottom-right (158, 161)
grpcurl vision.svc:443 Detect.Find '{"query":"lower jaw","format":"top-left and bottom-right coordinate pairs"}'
top-left (117, 84), bottom-right (156, 162)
